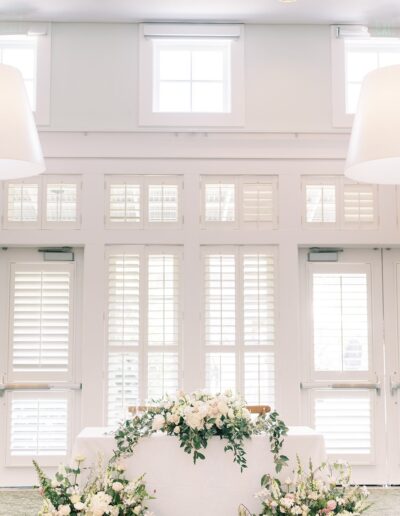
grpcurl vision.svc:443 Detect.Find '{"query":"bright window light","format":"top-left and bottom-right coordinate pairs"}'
top-left (153, 39), bottom-right (231, 114)
top-left (345, 38), bottom-right (400, 114)
top-left (0, 35), bottom-right (37, 111)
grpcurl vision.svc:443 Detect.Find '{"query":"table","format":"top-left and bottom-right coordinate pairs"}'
top-left (73, 426), bottom-right (326, 516)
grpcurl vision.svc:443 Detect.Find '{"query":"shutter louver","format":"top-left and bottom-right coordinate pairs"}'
top-left (7, 182), bottom-right (39, 223)
top-left (244, 352), bottom-right (274, 405)
top-left (205, 352), bottom-right (236, 393)
top-left (108, 352), bottom-right (139, 425)
top-left (148, 254), bottom-right (179, 347)
top-left (109, 183), bottom-right (141, 224)
top-left (243, 253), bottom-right (275, 346)
top-left (148, 352), bottom-right (179, 400)
top-left (343, 184), bottom-right (376, 226)
top-left (242, 181), bottom-right (274, 224)
top-left (108, 255), bottom-right (140, 347)
top-left (10, 395), bottom-right (68, 458)
top-left (313, 272), bottom-right (369, 372)
top-left (205, 254), bottom-right (236, 346)
top-left (46, 183), bottom-right (77, 223)
top-left (11, 266), bottom-right (72, 375)
top-left (306, 184), bottom-right (336, 223)
top-left (314, 394), bottom-right (371, 455)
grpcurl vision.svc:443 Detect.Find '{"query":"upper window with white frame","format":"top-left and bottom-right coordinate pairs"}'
top-left (201, 175), bottom-right (278, 229)
top-left (139, 24), bottom-right (244, 127)
top-left (0, 23), bottom-right (51, 125)
top-left (3, 175), bottom-right (82, 230)
top-left (331, 26), bottom-right (400, 127)
top-left (105, 175), bottom-right (182, 229)
top-left (302, 175), bottom-right (378, 229)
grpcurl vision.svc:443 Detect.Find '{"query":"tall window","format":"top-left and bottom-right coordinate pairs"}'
top-left (106, 246), bottom-right (182, 425)
top-left (203, 247), bottom-right (276, 406)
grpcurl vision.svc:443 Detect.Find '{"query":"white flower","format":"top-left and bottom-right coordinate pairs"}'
top-left (152, 414), bottom-right (165, 431)
top-left (115, 460), bottom-right (126, 472)
top-left (69, 494), bottom-right (80, 504)
top-left (57, 505), bottom-right (71, 516)
top-left (74, 454), bottom-right (86, 463)
top-left (174, 426), bottom-right (180, 434)
top-left (74, 502), bottom-right (85, 511)
top-left (227, 408), bottom-right (235, 419)
top-left (51, 479), bottom-right (60, 488)
top-left (134, 505), bottom-right (142, 515)
top-left (217, 401), bottom-right (229, 416)
top-left (87, 491), bottom-right (112, 516)
top-left (112, 481), bottom-right (124, 492)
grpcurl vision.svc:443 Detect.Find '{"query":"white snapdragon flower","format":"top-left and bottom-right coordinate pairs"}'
top-left (152, 414), bottom-right (165, 431)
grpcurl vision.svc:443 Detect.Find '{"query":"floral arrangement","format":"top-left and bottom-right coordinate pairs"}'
top-left (245, 459), bottom-right (371, 516)
top-left (34, 456), bottom-right (154, 516)
top-left (114, 390), bottom-right (288, 473)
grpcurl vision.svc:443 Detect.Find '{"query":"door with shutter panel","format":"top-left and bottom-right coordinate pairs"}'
top-left (300, 248), bottom-right (387, 484)
top-left (0, 248), bottom-right (81, 485)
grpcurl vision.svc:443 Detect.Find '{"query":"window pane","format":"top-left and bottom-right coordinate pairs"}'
top-left (306, 184), bottom-right (336, 224)
top-left (109, 184), bottom-right (141, 223)
top-left (147, 352), bottom-right (179, 400)
top-left (192, 82), bottom-right (224, 113)
top-left (205, 254), bottom-right (236, 346)
top-left (7, 183), bottom-right (39, 223)
top-left (313, 273), bottom-right (369, 372)
top-left (2, 47), bottom-right (35, 78)
top-left (158, 82), bottom-right (191, 112)
top-left (148, 185), bottom-right (178, 222)
top-left (46, 183), bottom-right (77, 223)
top-left (108, 352), bottom-right (139, 426)
top-left (346, 51), bottom-right (378, 83)
top-left (244, 352), bottom-right (275, 406)
top-left (242, 182), bottom-right (274, 223)
top-left (346, 83), bottom-right (363, 114)
top-left (379, 51), bottom-right (400, 67)
top-left (159, 49), bottom-right (191, 81)
top-left (192, 49), bottom-right (224, 81)
top-left (205, 353), bottom-right (235, 393)
top-left (148, 254), bottom-right (179, 346)
top-left (205, 183), bottom-right (235, 222)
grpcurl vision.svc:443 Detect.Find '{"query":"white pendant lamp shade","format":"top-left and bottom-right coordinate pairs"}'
top-left (0, 64), bottom-right (45, 179)
top-left (345, 65), bottom-right (400, 184)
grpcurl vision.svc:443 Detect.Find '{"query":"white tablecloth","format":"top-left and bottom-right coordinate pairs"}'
top-left (73, 426), bottom-right (326, 516)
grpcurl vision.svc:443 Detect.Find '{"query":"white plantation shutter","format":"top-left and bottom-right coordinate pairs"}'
top-left (108, 352), bottom-right (139, 425)
top-left (243, 253), bottom-right (275, 346)
top-left (343, 183), bottom-right (377, 227)
top-left (205, 253), bottom-right (236, 346)
top-left (43, 176), bottom-right (81, 229)
top-left (5, 181), bottom-right (40, 227)
top-left (241, 177), bottom-right (277, 227)
top-left (313, 391), bottom-right (372, 458)
top-left (148, 184), bottom-right (179, 223)
top-left (8, 392), bottom-right (69, 466)
top-left (108, 254), bottom-right (140, 348)
top-left (106, 247), bottom-right (181, 422)
top-left (312, 270), bottom-right (369, 372)
top-left (148, 254), bottom-right (179, 346)
top-left (108, 181), bottom-right (142, 225)
top-left (203, 247), bottom-right (276, 406)
top-left (9, 263), bottom-right (73, 380)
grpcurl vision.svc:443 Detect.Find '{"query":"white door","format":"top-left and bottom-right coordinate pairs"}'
top-left (300, 248), bottom-right (387, 484)
top-left (0, 248), bottom-right (82, 486)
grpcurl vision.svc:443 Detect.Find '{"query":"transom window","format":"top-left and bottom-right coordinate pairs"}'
top-left (153, 39), bottom-right (231, 114)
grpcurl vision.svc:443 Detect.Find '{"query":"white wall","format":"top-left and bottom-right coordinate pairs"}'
top-left (46, 23), bottom-right (334, 133)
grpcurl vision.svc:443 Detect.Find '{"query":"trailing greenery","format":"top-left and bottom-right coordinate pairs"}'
top-left (114, 390), bottom-right (288, 473)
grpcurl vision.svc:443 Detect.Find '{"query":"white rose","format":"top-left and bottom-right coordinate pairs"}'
top-left (57, 505), bottom-right (71, 516)
top-left (152, 414), bottom-right (165, 431)
top-left (70, 494), bottom-right (80, 504)
top-left (217, 401), bottom-right (229, 416)
top-left (134, 505), bottom-right (142, 514)
top-left (174, 426), bottom-right (180, 434)
top-left (74, 502), bottom-right (85, 511)
top-left (112, 481), bottom-right (124, 492)
top-left (227, 408), bottom-right (235, 419)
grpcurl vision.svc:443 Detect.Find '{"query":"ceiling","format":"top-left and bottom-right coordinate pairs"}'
top-left (0, 0), bottom-right (400, 25)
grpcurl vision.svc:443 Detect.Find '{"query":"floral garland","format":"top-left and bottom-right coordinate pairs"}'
top-left (113, 390), bottom-right (289, 473)
top-left (34, 456), bottom-right (154, 516)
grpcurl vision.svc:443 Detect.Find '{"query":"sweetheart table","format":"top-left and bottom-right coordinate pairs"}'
top-left (73, 426), bottom-right (326, 516)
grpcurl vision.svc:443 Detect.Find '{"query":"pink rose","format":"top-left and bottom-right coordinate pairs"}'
top-left (326, 500), bottom-right (337, 511)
